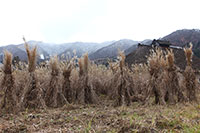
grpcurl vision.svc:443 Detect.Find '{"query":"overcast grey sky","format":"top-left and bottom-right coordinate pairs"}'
top-left (0, 0), bottom-right (200, 45)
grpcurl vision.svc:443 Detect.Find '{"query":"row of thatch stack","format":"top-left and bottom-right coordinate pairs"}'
top-left (0, 40), bottom-right (198, 113)
top-left (0, 38), bottom-right (97, 113)
top-left (147, 43), bottom-right (198, 104)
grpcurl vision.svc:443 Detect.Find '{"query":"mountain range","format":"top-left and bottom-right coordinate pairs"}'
top-left (162, 29), bottom-right (200, 57)
top-left (0, 29), bottom-right (200, 66)
top-left (125, 29), bottom-right (200, 70)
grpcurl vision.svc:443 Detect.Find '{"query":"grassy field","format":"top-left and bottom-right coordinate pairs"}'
top-left (0, 100), bottom-right (200, 132)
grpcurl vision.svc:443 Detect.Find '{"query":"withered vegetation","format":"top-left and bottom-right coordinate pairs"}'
top-left (113, 51), bottom-right (132, 106)
top-left (0, 41), bottom-right (199, 116)
top-left (20, 37), bottom-right (46, 110)
top-left (74, 53), bottom-right (98, 104)
top-left (183, 43), bottom-right (198, 102)
top-left (0, 40), bottom-right (200, 132)
top-left (0, 51), bottom-right (16, 113)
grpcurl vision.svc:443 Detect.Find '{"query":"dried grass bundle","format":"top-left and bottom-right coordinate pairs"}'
top-left (130, 64), bottom-right (149, 103)
top-left (113, 51), bottom-right (131, 106)
top-left (184, 66), bottom-right (197, 102)
top-left (165, 49), bottom-right (184, 103)
top-left (75, 53), bottom-right (98, 104)
top-left (88, 64), bottom-right (110, 96)
top-left (148, 48), bottom-right (166, 77)
top-left (0, 51), bottom-right (16, 113)
top-left (62, 64), bottom-right (72, 103)
top-left (147, 48), bottom-right (168, 104)
top-left (20, 38), bottom-right (46, 110)
top-left (45, 56), bottom-right (67, 107)
top-left (183, 43), bottom-right (197, 102)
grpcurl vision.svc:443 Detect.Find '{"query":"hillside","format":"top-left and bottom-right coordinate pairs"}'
top-left (17, 41), bottom-right (50, 60)
top-left (1, 29), bottom-right (200, 63)
top-left (58, 41), bottom-right (113, 58)
top-left (0, 45), bottom-right (27, 63)
top-left (89, 39), bottom-right (138, 60)
top-left (124, 39), bottom-right (152, 55)
top-left (0, 41), bottom-right (113, 62)
top-left (125, 45), bottom-right (200, 70)
top-left (162, 29), bottom-right (200, 57)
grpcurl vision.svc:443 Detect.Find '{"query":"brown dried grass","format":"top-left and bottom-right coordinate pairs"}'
top-left (75, 53), bottom-right (98, 104)
top-left (184, 43), bottom-right (193, 66)
top-left (0, 51), bottom-right (16, 113)
top-left (113, 51), bottom-right (131, 106)
top-left (20, 38), bottom-right (46, 110)
top-left (165, 49), bottom-right (184, 103)
top-left (183, 43), bottom-right (197, 102)
top-left (23, 37), bottom-right (37, 73)
top-left (147, 48), bottom-right (167, 104)
top-left (45, 56), bottom-right (68, 107)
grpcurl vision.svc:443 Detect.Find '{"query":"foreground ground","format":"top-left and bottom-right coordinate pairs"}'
top-left (0, 98), bottom-right (200, 133)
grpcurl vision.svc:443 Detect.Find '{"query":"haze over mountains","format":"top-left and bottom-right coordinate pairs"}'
top-left (0, 29), bottom-right (200, 63)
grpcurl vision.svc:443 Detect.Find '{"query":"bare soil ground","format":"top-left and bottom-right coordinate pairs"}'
top-left (0, 97), bottom-right (200, 133)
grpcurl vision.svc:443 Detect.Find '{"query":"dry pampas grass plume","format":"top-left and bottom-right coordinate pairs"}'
top-left (183, 43), bottom-right (197, 102)
top-left (118, 50), bottom-right (125, 72)
top-left (3, 50), bottom-right (12, 74)
top-left (23, 37), bottom-right (37, 72)
top-left (166, 49), bottom-right (174, 69)
top-left (184, 43), bottom-right (193, 66)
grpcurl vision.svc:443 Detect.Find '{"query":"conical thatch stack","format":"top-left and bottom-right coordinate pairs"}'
top-left (147, 48), bottom-right (167, 104)
top-left (20, 37), bottom-right (46, 109)
top-left (45, 56), bottom-right (68, 107)
top-left (0, 51), bottom-right (16, 113)
top-left (62, 63), bottom-right (72, 103)
top-left (165, 49), bottom-right (184, 103)
top-left (75, 53), bottom-right (98, 104)
top-left (183, 43), bottom-right (197, 102)
top-left (114, 51), bottom-right (131, 107)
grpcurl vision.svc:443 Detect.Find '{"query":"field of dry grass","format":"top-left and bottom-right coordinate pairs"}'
top-left (0, 42), bottom-right (200, 132)
top-left (0, 102), bottom-right (200, 132)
